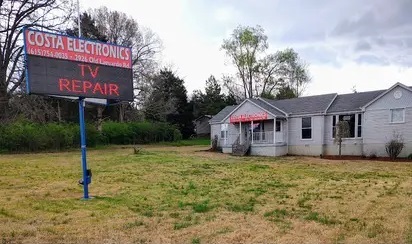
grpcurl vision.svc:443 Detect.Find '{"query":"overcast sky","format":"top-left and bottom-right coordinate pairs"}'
top-left (81, 0), bottom-right (412, 96)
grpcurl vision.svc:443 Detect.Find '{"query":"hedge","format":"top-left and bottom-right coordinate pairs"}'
top-left (0, 121), bottom-right (182, 152)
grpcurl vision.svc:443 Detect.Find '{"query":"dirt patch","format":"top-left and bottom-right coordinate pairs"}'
top-left (321, 155), bottom-right (412, 162)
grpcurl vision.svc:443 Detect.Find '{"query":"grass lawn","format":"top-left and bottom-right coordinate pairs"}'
top-left (1, 145), bottom-right (412, 243)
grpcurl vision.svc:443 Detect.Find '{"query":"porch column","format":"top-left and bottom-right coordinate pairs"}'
top-left (273, 118), bottom-right (276, 144)
top-left (239, 121), bottom-right (242, 144)
top-left (251, 120), bottom-right (254, 145)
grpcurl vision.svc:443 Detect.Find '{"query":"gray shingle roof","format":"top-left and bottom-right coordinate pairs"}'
top-left (261, 93), bottom-right (337, 115)
top-left (209, 105), bottom-right (237, 123)
top-left (249, 99), bottom-right (286, 117)
top-left (327, 90), bottom-right (384, 113)
top-left (210, 85), bottom-right (404, 123)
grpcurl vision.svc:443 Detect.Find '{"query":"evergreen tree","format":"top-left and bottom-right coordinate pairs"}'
top-left (191, 75), bottom-right (237, 118)
top-left (275, 85), bottom-right (297, 100)
top-left (144, 69), bottom-right (194, 139)
top-left (66, 12), bottom-right (108, 41)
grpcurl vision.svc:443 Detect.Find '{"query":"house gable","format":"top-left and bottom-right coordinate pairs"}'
top-left (222, 99), bottom-right (280, 123)
top-left (363, 83), bottom-right (412, 111)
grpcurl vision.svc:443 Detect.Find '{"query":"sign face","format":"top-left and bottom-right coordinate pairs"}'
top-left (23, 28), bottom-right (133, 101)
top-left (230, 112), bottom-right (268, 123)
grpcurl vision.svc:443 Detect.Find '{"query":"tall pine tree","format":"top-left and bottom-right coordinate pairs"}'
top-left (144, 69), bottom-right (194, 139)
top-left (191, 75), bottom-right (237, 118)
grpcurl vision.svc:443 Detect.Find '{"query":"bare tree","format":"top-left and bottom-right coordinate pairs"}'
top-left (0, 0), bottom-right (74, 120)
top-left (91, 7), bottom-right (162, 121)
top-left (334, 121), bottom-right (350, 156)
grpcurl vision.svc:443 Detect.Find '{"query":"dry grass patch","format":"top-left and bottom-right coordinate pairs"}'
top-left (1, 146), bottom-right (412, 243)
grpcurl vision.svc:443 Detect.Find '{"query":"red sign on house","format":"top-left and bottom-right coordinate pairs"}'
top-left (229, 112), bottom-right (268, 123)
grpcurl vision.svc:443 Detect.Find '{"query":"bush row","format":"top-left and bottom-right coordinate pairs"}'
top-left (0, 121), bottom-right (182, 152)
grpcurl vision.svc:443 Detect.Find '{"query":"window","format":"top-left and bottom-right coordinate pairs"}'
top-left (357, 114), bottom-right (362, 138)
top-left (339, 114), bottom-right (355, 138)
top-left (391, 108), bottom-right (405, 123)
top-left (301, 117), bottom-right (312, 139)
top-left (276, 121), bottom-right (281, 132)
top-left (332, 114), bottom-right (362, 138)
top-left (220, 124), bottom-right (228, 139)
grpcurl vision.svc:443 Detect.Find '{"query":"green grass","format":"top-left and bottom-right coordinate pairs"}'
top-left (156, 138), bottom-right (210, 146)
top-left (0, 145), bottom-right (412, 243)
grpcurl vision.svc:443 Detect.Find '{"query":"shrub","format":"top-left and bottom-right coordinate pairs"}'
top-left (173, 129), bottom-right (183, 142)
top-left (102, 121), bottom-right (180, 144)
top-left (0, 121), bottom-right (181, 153)
top-left (385, 131), bottom-right (404, 160)
top-left (211, 135), bottom-right (218, 151)
top-left (407, 153), bottom-right (412, 160)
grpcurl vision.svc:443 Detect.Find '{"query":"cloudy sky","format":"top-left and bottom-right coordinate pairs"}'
top-left (82, 0), bottom-right (412, 96)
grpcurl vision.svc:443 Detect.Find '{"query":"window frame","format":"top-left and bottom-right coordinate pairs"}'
top-left (220, 123), bottom-right (228, 139)
top-left (332, 113), bottom-right (362, 139)
top-left (390, 108), bottom-right (405, 124)
top-left (275, 120), bottom-right (281, 132)
top-left (301, 117), bottom-right (312, 140)
top-left (357, 114), bottom-right (362, 138)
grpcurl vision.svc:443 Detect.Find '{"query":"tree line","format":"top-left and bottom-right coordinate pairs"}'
top-left (0, 0), bottom-right (310, 142)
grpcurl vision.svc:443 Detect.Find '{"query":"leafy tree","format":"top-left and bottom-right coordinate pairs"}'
top-left (334, 121), bottom-right (350, 156)
top-left (221, 25), bottom-right (310, 99)
top-left (276, 48), bottom-right (310, 97)
top-left (0, 0), bottom-right (74, 120)
top-left (144, 69), bottom-right (194, 139)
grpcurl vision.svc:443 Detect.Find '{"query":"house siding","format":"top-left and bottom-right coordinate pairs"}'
top-left (363, 107), bottom-right (412, 157)
top-left (288, 115), bottom-right (324, 156)
top-left (250, 145), bottom-right (288, 156)
top-left (363, 86), bottom-right (412, 157)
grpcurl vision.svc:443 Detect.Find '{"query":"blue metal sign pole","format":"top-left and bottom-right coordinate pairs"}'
top-left (79, 98), bottom-right (89, 199)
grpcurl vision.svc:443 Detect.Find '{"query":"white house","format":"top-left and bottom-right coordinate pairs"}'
top-left (210, 82), bottom-right (412, 157)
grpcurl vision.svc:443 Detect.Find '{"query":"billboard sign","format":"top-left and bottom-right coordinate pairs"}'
top-left (23, 28), bottom-right (133, 101)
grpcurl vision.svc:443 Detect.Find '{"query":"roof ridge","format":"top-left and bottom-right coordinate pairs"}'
top-left (261, 93), bottom-right (338, 103)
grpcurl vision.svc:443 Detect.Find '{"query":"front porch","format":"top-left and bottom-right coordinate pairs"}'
top-left (220, 118), bottom-right (288, 156)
